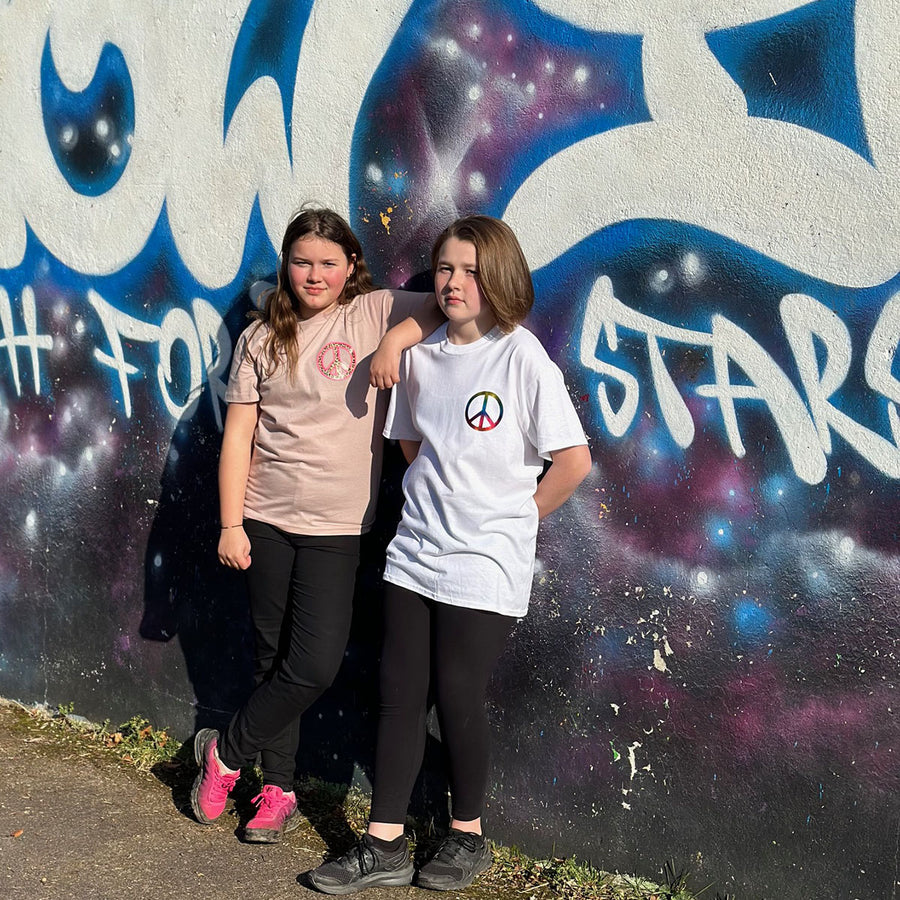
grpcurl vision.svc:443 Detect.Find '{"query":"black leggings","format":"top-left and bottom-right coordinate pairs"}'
top-left (218, 520), bottom-right (360, 790)
top-left (369, 584), bottom-right (514, 824)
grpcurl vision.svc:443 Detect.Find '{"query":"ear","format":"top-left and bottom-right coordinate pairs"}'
top-left (348, 253), bottom-right (357, 274)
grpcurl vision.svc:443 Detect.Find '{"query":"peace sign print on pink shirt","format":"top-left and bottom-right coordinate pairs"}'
top-left (316, 341), bottom-right (357, 380)
top-left (465, 391), bottom-right (504, 432)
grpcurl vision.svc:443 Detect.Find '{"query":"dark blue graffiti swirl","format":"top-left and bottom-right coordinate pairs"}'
top-left (708, 0), bottom-right (871, 163)
top-left (40, 36), bottom-right (135, 196)
top-left (224, 0), bottom-right (314, 163)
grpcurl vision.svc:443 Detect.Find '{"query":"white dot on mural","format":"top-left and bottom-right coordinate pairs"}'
top-left (443, 37), bottom-right (460, 58)
top-left (469, 172), bottom-right (486, 194)
top-left (650, 268), bottom-right (671, 292)
top-left (544, 60), bottom-right (556, 75)
top-left (75, 318), bottom-right (86, 334)
top-left (525, 82), bottom-right (536, 96)
top-left (468, 84), bottom-right (482, 102)
top-left (25, 510), bottom-right (37, 535)
top-left (696, 570), bottom-right (709, 587)
top-left (169, 448), bottom-right (179, 464)
top-left (83, 447), bottom-right (94, 462)
top-left (681, 252), bottom-right (705, 285)
top-left (59, 124), bottom-right (78, 150)
top-left (538, 112), bottom-right (544, 120)
top-left (154, 554), bottom-right (163, 568)
top-left (573, 65), bottom-right (590, 86)
top-left (507, 33), bottom-right (513, 42)
top-left (365, 163), bottom-right (383, 183)
top-left (94, 117), bottom-right (112, 140)
top-left (838, 536), bottom-right (855, 560)
top-left (468, 22), bottom-right (482, 40)
top-left (109, 142), bottom-right (122, 160)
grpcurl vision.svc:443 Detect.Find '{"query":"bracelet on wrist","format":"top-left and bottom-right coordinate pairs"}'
top-left (220, 523), bottom-right (243, 529)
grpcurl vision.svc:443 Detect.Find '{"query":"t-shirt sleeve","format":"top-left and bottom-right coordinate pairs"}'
top-left (384, 289), bottom-right (432, 329)
top-left (383, 354), bottom-right (421, 441)
top-left (525, 353), bottom-right (588, 461)
top-left (224, 324), bottom-right (265, 404)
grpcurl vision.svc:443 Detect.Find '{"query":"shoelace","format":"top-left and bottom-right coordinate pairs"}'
top-left (250, 790), bottom-right (275, 812)
top-left (354, 840), bottom-right (380, 876)
top-left (434, 832), bottom-right (481, 862)
top-left (209, 767), bottom-right (239, 798)
top-left (250, 786), bottom-right (293, 816)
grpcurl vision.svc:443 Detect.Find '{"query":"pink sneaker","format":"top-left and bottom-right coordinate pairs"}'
top-left (243, 784), bottom-right (300, 844)
top-left (190, 728), bottom-right (239, 825)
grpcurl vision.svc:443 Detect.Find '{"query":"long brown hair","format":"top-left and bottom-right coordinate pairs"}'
top-left (430, 215), bottom-right (533, 333)
top-left (254, 208), bottom-right (377, 374)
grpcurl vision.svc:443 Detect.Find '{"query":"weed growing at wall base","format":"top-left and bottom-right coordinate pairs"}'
top-left (2, 700), bottom-right (707, 900)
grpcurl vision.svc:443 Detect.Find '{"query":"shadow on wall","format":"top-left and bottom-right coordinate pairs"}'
top-left (137, 280), bottom-right (451, 831)
top-left (139, 291), bottom-right (256, 734)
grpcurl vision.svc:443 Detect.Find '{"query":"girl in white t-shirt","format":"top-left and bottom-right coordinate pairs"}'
top-left (190, 208), bottom-right (440, 844)
top-left (308, 215), bottom-right (592, 894)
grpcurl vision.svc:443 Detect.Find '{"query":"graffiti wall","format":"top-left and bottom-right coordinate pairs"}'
top-left (1, 1), bottom-right (898, 897)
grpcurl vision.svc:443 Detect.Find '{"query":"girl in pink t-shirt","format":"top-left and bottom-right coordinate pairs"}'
top-left (190, 207), bottom-right (439, 843)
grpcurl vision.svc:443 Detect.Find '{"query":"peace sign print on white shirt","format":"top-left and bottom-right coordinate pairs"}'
top-left (465, 391), bottom-right (504, 432)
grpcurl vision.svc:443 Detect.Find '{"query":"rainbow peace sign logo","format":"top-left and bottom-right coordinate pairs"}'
top-left (316, 341), bottom-right (357, 380)
top-left (465, 391), bottom-right (503, 432)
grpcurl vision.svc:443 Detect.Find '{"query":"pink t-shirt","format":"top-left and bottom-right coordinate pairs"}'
top-left (225, 289), bottom-right (426, 535)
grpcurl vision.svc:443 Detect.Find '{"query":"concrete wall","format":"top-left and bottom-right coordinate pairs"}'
top-left (1, 2), bottom-right (898, 898)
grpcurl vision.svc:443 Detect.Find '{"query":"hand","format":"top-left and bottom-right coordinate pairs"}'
top-left (218, 526), bottom-right (252, 570)
top-left (369, 340), bottom-right (402, 389)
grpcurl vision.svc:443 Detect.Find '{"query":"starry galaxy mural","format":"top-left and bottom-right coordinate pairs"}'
top-left (0, 2), bottom-right (898, 899)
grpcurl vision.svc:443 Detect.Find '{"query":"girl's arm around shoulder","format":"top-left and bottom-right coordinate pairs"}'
top-left (217, 402), bottom-right (258, 570)
top-left (533, 443), bottom-right (592, 520)
top-left (370, 292), bottom-right (443, 389)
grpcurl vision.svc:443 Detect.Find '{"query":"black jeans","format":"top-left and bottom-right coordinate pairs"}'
top-left (370, 583), bottom-right (514, 824)
top-left (218, 520), bottom-right (360, 790)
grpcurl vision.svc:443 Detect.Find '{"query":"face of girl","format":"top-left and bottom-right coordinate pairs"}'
top-left (433, 236), bottom-right (497, 341)
top-left (287, 235), bottom-right (355, 319)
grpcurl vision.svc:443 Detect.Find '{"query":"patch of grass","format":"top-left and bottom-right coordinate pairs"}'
top-left (2, 701), bottom-right (704, 900)
top-left (105, 715), bottom-right (180, 770)
top-left (1, 700), bottom-right (181, 772)
top-left (477, 845), bottom-right (698, 900)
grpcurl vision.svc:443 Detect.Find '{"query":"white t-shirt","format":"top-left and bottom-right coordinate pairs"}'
top-left (225, 289), bottom-right (425, 535)
top-left (383, 323), bottom-right (588, 617)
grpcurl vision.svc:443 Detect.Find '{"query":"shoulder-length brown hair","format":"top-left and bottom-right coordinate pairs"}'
top-left (430, 215), bottom-right (534, 333)
top-left (255, 207), bottom-right (377, 374)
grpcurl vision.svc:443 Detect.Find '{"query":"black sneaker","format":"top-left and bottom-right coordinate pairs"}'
top-left (416, 830), bottom-right (492, 891)
top-left (307, 833), bottom-right (414, 895)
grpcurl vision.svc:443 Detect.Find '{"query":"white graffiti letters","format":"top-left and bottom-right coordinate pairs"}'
top-left (88, 290), bottom-right (228, 422)
top-left (864, 291), bottom-right (900, 450)
top-left (581, 276), bottom-right (900, 481)
top-left (0, 286), bottom-right (54, 397)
